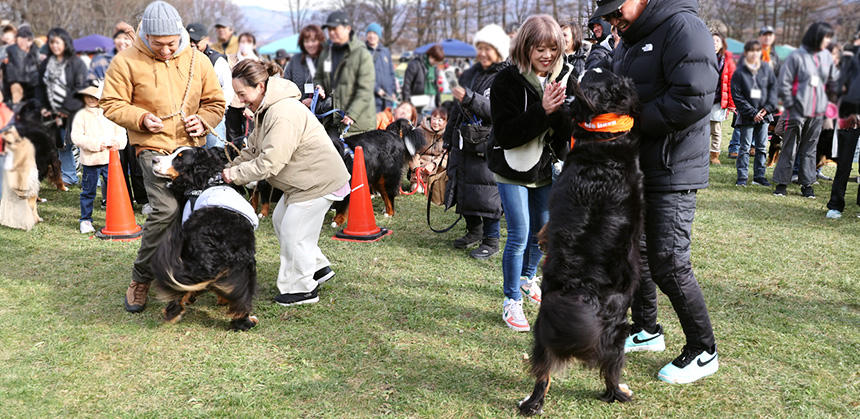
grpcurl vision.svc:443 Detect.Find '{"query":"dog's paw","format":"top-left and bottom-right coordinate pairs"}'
top-left (230, 315), bottom-right (258, 331)
top-left (517, 395), bottom-right (544, 416)
top-left (383, 213), bottom-right (391, 218)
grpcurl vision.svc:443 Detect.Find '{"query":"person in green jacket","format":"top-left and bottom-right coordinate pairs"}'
top-left (313, 11), bottom-right (376, 136)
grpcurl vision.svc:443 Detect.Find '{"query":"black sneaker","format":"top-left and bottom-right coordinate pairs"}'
top-left (800, 185), bottom-right (815, 199)
top-left (735, 181), bottom-right (746, 187)
top-left (313, 266), bottom-right (335, 284)
top-left (469, 237), bottom-right (499, 260)
top-left (100, 199), bottom-right (107, 209)
top-left (752, 178), bottom-right (771, 187)
top-left (773, 184), bottom-right (787, 196)
top-left (274, 286), bottom-right (319, 306)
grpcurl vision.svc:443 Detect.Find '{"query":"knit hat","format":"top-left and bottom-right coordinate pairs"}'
top-left (366, 22), bottom-right (383, 36)
top-left (141, 1), bottom-right (183, 36)
top-left (473, 24), bottom-right (510, 61)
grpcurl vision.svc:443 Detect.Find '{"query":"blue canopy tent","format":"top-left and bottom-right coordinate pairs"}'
top-left (727, 37), bottom-right (795, 60)
top-left (74, 34), bottom-right (114, 54)
top-left (259, 34), bottom-right (301, 56)
top-left (414, 39), bottom-right (476, 58)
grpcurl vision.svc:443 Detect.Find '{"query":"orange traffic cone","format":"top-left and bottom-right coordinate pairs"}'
top-left (333, 146), bottom-right (391, 242)
top-left (95, 148), bottom-right (143, 241)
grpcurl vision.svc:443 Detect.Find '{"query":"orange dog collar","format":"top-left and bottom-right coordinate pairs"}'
top-left (578, 113), bottom-right (634, 133)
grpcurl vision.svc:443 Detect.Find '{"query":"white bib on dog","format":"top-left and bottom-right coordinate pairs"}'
top-left (182, 185), bottom-right (259, 230)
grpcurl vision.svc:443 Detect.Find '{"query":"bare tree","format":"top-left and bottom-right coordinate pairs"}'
top-left (285, 0), bottom-right (312, 34)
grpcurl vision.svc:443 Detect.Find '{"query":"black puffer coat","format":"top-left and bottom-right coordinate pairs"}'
top-left (443, 61), bottom-right (509, 218)
top-left (610, 0), bottom-right (718, 192)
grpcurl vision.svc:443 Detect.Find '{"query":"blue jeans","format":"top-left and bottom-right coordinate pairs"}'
top-left (58, 128), bottom-right (79, 185)
top-left (498, 182), bottom-right (551, 301)
top-left (736, 123), bottom-right (768, 183)
top-left (204, 118), bottom-right (227, 149)
top-left (80, 164), bottom-right (108, 222)
top-left (727, 126), bottom-right (741, 155)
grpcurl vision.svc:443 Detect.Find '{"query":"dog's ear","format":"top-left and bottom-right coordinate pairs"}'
top-left (569, 77), bottom-right (598, 122)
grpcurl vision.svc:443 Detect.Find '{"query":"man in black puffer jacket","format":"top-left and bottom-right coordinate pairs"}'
top-left (594, 0), bottom-right (719, 385)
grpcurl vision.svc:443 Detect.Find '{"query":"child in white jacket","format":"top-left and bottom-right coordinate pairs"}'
top-left (71, 85), bottom-right (127, 234)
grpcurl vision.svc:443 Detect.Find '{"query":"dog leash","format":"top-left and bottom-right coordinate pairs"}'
top-left (399, 167), bottom-right (428, 196)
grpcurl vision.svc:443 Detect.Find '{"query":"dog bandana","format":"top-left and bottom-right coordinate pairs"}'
top-left (578, 113), bottom-right (634, 133)
top-left (182, 185), bottom-right (259, 230)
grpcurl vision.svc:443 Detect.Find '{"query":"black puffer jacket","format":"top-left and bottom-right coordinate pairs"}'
top-left (731, 61), bottom-right (778, 126)
top-left (443, 61), bottom-right (509, 218)
top-left (610, 0), bottom-right (717, 192)
top-left (488, 64), bottom-right (571, 183)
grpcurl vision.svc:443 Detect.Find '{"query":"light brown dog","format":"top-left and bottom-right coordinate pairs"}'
top-left (0, 127), bottom-right (41, 230)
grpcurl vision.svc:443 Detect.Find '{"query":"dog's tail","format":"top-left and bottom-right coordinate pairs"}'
top-left (530, 290), bottom-right (603, 377)
top-left (151, 217), bottom-right (215, 300)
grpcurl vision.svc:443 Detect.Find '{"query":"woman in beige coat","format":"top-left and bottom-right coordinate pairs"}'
top-left (222, 60), bottom-right (350, 307)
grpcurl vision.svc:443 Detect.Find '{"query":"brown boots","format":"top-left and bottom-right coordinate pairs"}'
top-left (709, 151), bottom-right (721, 165)
top-left (124, 281), bottom-right (150, 313)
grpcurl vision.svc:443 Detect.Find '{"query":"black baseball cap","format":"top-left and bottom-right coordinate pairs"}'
top-left (322, 11), bottom-right (350, 29)
top-left (275, 49), bottom-right (289, 60)
top-left (592, 0), bottom-right (625, 19)
top-left (186, 23), bottom-right (207, 42)
top-left (759, 26), bottom-right (775, 36)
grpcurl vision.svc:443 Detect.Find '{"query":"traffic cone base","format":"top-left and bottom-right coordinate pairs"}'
top-left (97, 148), bottom-right (142, 241)
top-left (332, 146), bottom-right (391, 242)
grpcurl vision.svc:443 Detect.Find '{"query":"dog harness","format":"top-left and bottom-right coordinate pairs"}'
top-left (182, 185), bottom-right (259, 230)
top-left (578, 113), bottom-right (635, 133)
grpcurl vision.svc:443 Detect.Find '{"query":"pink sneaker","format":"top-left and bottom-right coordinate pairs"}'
top-left (503, 298), bottom-right (530, 332)
top-left (520, 277), bottom-right (542, 305)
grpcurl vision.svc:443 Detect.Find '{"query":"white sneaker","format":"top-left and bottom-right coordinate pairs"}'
top-left (503, 298), bottom-right (530, 332)
top-left (624, 325), bottom-right (666, 353)
top-left (80, 220), bottom-right (95, 234)
top-left (520, 277), bottom-right (542, 305)
top-left (141, 203), bottom-right (153, 215)
top-left (825, 209), bottom-right (842, 219)
top-left (657, 345), bottom-right (719, 384)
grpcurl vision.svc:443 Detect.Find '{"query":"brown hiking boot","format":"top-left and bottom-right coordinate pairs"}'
top-left (124, 281), bottom-right (150, 313)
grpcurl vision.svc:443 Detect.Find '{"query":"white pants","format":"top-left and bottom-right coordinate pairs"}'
top-left (272, 194), bottom-right (333, 294)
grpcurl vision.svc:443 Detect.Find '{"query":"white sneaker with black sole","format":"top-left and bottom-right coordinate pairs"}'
top-left (314, 266), bottom-right (335, 284)
top-left (657, 345), bottom-right (719, 384)
top-left (274, 286), bottom-right (320, 306)
top-left (624, 325), bottom-right (666, 353)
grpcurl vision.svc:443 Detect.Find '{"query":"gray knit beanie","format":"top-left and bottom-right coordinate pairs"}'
top-left (141, 1), bottom-right (183, 36)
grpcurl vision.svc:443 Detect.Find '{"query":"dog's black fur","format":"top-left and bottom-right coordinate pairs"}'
top-left (330, 118), bottom-right (426, 226)
top-left (12, 100), bottom-right (65, 191)
top-left (519, 70), bottom-right (644, 415)
top-left (150, 147), bottom-right (258, 331)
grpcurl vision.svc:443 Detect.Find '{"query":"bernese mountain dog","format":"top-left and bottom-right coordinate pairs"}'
top-left (11, 100), bottom-right (65, 191)
top-left (330, 118), bottom-right (427, 226)
top-left (518, 69), bottom-right (644, 415)
top-left (150, 146), bottom-right (259, 331)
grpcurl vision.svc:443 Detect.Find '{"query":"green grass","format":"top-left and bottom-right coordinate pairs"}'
top-left (1, 136), bottom-right (858, 417)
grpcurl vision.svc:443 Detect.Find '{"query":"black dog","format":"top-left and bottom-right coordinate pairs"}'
top-left (330, 118), bottom-right (426, 226)
top-left (150, 147), bottom-right (259, 331)
top-left (12, 100), bottom-right (65, 191)
top-left (519, 70), bottom-right (643, 415)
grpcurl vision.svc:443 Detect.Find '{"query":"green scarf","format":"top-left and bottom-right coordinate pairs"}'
top-left (423, 56), bottom-right (437, 96)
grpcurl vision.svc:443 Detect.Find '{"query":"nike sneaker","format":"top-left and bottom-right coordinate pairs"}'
top-left (658, 345), bottom-right (719, 384)
top-left (624, 324), bottom-right (665, 353)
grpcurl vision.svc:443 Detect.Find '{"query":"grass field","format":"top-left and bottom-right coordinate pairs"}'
top-left (1, 138), bottom-right (858, 417)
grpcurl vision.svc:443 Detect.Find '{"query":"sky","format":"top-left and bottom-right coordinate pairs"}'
top-left (230, 0), bottom-right (296, 12)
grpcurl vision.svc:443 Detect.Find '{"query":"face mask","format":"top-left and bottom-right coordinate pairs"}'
top-left (239, 43), bottom-right (253, 55)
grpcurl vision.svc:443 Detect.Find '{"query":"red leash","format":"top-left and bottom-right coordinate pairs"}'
top-left (400, 167), bottom-right (429, 195)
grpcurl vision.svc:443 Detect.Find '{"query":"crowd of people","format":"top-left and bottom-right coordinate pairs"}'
top-left (1, 0), bottom-right (859, 389)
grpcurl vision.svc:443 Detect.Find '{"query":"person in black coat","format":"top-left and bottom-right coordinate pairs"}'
top-left (596, 0), bottom-right (719, 384)
top-left (826, 42), bottom-right (860, 218)
top-left (284, 24), bottom-right (325, 106)
top-left (402, 44), bottom-right (444, 110)
top-left (443, 24), bottom-right (509, 259)
top-left (488, 15), bottom-right (573, 332)
top-left (585, 17), bottom-right (614, 71)
top-left (37, 28), bottom-right (88, 187)
top-left (731, 40), bottom-right (778, 187)
top-left (2, 26), bottom-right (41, 104)
top-left (561, 22), bottom-right (587, 80)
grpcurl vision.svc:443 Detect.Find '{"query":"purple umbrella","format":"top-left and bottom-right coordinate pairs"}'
top-left (74, 34), bottom-right (114, 54)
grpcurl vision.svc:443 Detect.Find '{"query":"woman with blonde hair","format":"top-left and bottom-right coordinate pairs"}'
top-left (488, 14), bottom-right (573, 331)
